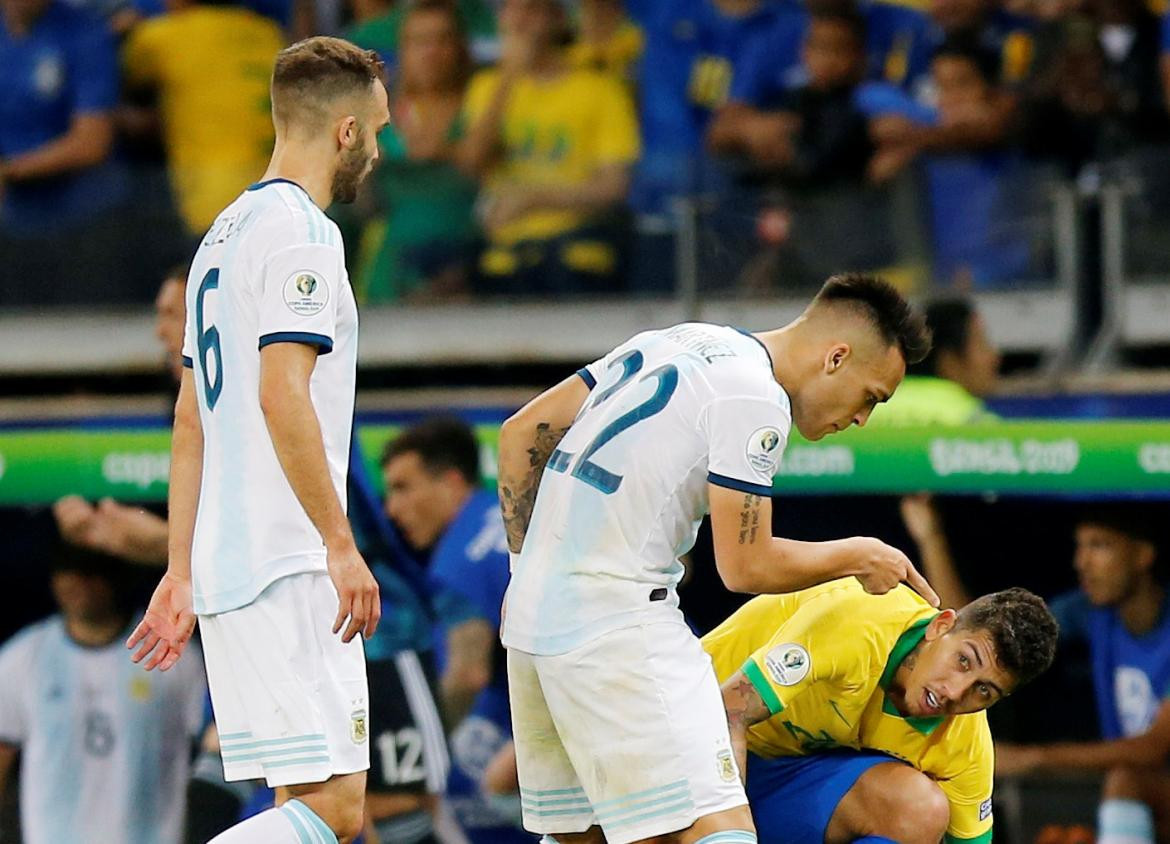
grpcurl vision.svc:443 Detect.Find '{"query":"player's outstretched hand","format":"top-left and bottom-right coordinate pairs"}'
top-left (327, 542), bottom-right (380, 643)
top-left (848, 537), bottom-right (940, 607)
top-left (127, 572), bottom-right (195, 672)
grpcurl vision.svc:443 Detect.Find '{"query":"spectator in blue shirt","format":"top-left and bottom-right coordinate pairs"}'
top-left (906, 502), bottom-right (1170, 844)
top-left (382, 417), bottom-right (534, 844)
top-left (630, 0), bottom-right (806, 217)
top-left (0, 0), bottom-right (121, 234)
top-left (708, 3), bottom-right (874, 188)
top-left (0, 0), bottom-right (139, 304)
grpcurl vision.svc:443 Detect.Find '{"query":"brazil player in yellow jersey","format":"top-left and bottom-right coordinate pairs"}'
top-left (703, 581), bottom-right (1058, 844)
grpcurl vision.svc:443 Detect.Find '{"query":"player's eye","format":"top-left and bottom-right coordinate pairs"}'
top-left (978, 683), bottom-right (991, 699)
top-left (959, 653), bottom-right (969, 670)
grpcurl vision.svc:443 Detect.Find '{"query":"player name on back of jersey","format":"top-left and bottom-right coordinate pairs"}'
top-left (665, 324), bottom-right (742, 363)
top-left (203, 209), bottom-right (254, 247)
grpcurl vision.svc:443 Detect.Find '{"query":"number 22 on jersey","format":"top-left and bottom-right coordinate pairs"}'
top-left (547, 350), bottom-right (679, 495)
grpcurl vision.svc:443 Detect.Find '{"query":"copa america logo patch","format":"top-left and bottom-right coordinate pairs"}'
top-left (764, 643), bottom-right (811, 686)
top-left (283, 270), bottom-right (329, 316)
top-left (979, 798), bottom-right (992, 821)
top-left (746, 426), bottom-right (784, 474)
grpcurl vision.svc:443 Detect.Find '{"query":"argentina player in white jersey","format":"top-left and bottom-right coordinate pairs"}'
top-left (498, 275), bottom-right (940, 844)
top-left (126, 38), bottom-right (390, 844)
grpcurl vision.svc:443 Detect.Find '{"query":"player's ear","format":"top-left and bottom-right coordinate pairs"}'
top-left (338, 115), bottom-right (359, 149)
top-left (825, 343), bottom-right (850, 374)
top-left (924, 608), bottom-right (957, 641)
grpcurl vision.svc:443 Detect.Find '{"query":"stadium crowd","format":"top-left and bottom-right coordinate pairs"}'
top-left (4, 0), bottom-right (1170, 304)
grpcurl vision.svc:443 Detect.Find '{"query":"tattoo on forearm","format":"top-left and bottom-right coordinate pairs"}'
top-left (499, 421), bottom-right (570, 553)
top-left (722, 671), bottom-right (771, 784)
top-left (737, 494), bottom-right (763, 545)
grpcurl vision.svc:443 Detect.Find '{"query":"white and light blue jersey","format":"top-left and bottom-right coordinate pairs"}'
top-left (501, 323), bottom-right (792, 656)
top-left (181, 178), bottom-right (359, 615)
top-left (0, 616), bottom-right (207, 844)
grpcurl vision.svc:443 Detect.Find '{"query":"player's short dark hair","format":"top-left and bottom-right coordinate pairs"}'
top-left (272, 37), bottom-right (385, 128)
top-left (910, 298), bottom-right (975, 377)
top-left (812, 273), bottom-right (932, 365)
top-left (381, 416), bottom-right (481, 485)
top-left (955, 588), bottom-right (1059, 688)
top-left (932, 37), bottom-right (1000, 85)
top-left (808, 0), bottom-right (867, 45)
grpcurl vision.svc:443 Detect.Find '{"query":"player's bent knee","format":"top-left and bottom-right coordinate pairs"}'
top-left (847, 763), bottom-right (948, 844)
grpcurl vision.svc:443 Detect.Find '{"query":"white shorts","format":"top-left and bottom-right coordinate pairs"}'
top-left (199, 571), bottom-right (370, 788)
top-left (508, 620), bottom-right (747, 844)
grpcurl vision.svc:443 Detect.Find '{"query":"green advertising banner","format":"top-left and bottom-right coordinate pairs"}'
top-left (1, 420), bottom-right (1169, 505)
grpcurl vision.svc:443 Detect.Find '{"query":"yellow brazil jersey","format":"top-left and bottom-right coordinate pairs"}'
top-left (122, 7), bottom-right (284, 234)
top-left (702, 581), bottom-right (994, 844)
top-left (463, 64), bottom-right (641, 245)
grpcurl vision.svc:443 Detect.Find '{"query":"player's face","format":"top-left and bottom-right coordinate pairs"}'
top-left (901, 612), bottom-right (1016, 717)
top-left (154, 276), bottom-right (186, 381)
top-left (791, 341), bottom-right (905, 440)
top-left (383, 452), bottom-right (458, 550)
top-left (933, 56), bottom-right (991, 123)
top-left (331, 81), bottom-right (391, 205)
top-left (929, 0), bottom-right (987, 31)
top-left (1074, 524), bottom-right (1151, 607)
top-left (51, 571), bottom-right (118, 624)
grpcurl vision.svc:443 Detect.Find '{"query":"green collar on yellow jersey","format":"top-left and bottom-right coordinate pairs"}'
top-left (878, 614), bottom-right (945, 735)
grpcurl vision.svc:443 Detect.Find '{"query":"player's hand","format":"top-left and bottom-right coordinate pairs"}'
top-left (847, 536), bottom-right (940, 607)
top-left (994, 741), bottom-right (1045, 776)
top-left (127, 572), bottom-right (196, 671)
top-left (326, 541), bottom-right (380, 643)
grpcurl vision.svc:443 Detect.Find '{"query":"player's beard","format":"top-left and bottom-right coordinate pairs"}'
top-left (331, 131), bottom-right (373, 205)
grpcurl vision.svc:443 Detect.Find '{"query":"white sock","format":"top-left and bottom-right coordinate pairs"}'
top-left (1099, 798), bottom-right (1155, 844)
top-left (208, 798), bottom-right (338, 844)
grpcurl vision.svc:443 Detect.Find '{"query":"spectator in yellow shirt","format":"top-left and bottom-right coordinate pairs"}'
top-left (457, 0), bottom-right (641, 296)
top-left (121, 0), bottom-right (285, 236)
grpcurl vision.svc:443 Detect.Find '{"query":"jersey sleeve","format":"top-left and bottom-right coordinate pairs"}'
top-left (939, 719), bottom-right (995, 844)
top-left (257, 243), bottom-right (344, 353)
top-left (462, 69), bottom-right (501, 127)
top-left (431, 527), bottom-right (510, 630)
top-left (703, 391), bottom-right (791, 497)
top-left (0, 631), bottom-right (34, 745)
top-left (741, 589), bottom-right (884, 715)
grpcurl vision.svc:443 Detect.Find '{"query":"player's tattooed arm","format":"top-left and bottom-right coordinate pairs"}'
top-left (721, 669), bottom-right (773, 785)
top-left (499, 421), bottom-right (570, 553)
top-left (737, 493), bottom-right (763, 546)
top-left (497, 372), bottom-right (592, 555)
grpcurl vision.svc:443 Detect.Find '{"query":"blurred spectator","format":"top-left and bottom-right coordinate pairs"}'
top-left (383, 417), bottom-right (531, 843)
top-left (51, 268), bottom-right (188, 568)
top-left (0, 0), bottom-right (136, 304)
top-left (708, 4), bottom-right (874, 189)
top-left (0, 546), bottom-right (206, 844)
top-left (631, 0), bottom-right (805, 219)
top-left (869, 40), bottom-right (1037, 287)
top-left (903, 502), bottom-right (1170, 844)
top-left (458, 0), bottom-right (640, 296)
top-left (566, 0), bottom-right (644, 80)
top-left (120, 0), bottom-right (284, 238)
top-left (865, 0), bottom-right (1034, 98)
top-left (870, 297), bottom-right (1001, 425)
top-left (353, 0), bottom-right (479, 304)
top-left (347, 0), bottom-right (497, 68)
